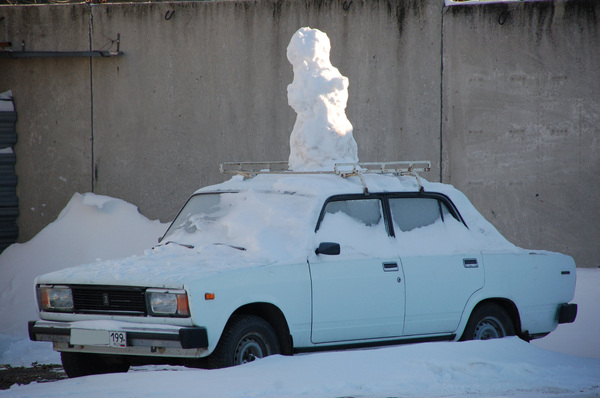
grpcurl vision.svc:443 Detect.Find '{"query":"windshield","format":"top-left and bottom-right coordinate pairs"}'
top-left (163, 193), bottom-right (232, 239)
top-left (160, 190), bottom-right (317, 256)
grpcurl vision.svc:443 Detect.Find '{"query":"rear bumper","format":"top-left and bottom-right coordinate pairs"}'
top-left (29, 320), bottom-right (209, 358)
top-left (557, 303), bottom-right (577, 324)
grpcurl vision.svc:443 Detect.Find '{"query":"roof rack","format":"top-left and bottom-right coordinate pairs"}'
top-left (220, 161), bottom-right (431, 193)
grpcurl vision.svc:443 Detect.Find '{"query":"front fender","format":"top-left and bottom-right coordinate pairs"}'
top-left (185, 262), bottom-right (312, 355)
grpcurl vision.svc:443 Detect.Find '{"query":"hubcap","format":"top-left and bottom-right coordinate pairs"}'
top-left (234, 335), bottom-right (266, 365)
top-left (473, 316), bottom-right (505, 340)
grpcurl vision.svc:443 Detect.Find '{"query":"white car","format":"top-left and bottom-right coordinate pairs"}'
top-left (29, 161), bottom-right (577, 377)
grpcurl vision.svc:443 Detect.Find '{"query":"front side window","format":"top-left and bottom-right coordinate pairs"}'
top-left (322, 198), bottom-right (383, 227)
top-left (316, 197), bottom-right (389, 255)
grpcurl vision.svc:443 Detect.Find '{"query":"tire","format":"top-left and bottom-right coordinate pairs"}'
top-left (207, 314), bottom-right (280, 369)
top-left (61, 352), bottom-right (130, 378)
top-left (460, 303), bottom-right (516, 341)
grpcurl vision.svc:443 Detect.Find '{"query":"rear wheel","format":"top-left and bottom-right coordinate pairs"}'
top-left (208, 314), bottom-right (280, 369)
top-left (61, 352), bottom-right (130, 378)
top-left (460, 303), bottom-right (515, 341)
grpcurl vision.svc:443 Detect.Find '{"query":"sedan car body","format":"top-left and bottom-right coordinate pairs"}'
top-left (29, 162), bottom-right (577, 376)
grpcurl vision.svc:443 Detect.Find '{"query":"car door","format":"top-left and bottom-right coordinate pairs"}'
top-left (309, 195), bottom-right (405, 344)
top-left (388, 195), bottom-right (484, 336)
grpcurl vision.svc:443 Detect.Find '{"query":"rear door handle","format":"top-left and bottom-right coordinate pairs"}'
top-left (383, 262), bottom-right (399, 272)
top-left (463, 258), bottom-right (479, 268)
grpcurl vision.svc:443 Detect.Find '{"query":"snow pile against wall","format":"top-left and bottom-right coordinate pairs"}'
top-left (287, 27), bottom-right (358, 171)
top-left (0, 193), bottom-right (167, 336)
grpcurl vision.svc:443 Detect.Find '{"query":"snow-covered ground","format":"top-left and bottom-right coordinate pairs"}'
top-left (2, 338), bottom-right (600, 398)
top-left (0, 192), bottom-right (598, 397)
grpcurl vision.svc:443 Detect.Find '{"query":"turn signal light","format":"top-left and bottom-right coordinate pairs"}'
top-left (177, 294), bottom-right (190, 316)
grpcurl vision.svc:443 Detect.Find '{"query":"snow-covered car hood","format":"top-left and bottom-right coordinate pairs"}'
top-left (34, 244), bottom-right (283, 289)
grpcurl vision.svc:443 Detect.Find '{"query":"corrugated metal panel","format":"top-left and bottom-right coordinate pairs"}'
top-left (0, 113), bottom-right (17, 148)
top-left (0, 90), bottom-right (18, 253)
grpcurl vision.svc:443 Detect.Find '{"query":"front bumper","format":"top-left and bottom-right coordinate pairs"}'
top-left (29, 320), bottom-right (209, 358)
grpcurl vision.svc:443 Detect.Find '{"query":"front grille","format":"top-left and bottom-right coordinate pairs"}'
top-left (71, 285), bottom-right (147, 316)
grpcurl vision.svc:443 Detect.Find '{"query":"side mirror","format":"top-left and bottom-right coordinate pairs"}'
top-left (315, 242), bottom-right (341, 256)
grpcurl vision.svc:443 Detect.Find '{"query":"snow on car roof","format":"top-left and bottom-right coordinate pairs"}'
top-left (194, 171), bottom-right (518, 253)
top-left (195, 172), bottom-right (424, 198)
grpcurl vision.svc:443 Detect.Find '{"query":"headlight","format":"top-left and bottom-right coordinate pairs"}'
top-left (38, 285), bottom-right (73, 312)
top-left (145, 289), bottom-right (190, 317)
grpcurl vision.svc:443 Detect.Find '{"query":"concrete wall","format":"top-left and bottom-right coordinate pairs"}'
top-left (442, 1), bottom-right (600, 268)
top-left (0, 5), bottom-right (93, 235)
top-left (0, 0), bottom-right (598, 267)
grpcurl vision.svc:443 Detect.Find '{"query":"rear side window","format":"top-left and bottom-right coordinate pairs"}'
top-left (389, 197), bottom-right (450, 232)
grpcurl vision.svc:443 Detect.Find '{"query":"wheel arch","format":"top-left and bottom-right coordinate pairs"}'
top-left (461, 298), bottom-right (523, 339)
top-left (231, 302), bottom-right (293, 355)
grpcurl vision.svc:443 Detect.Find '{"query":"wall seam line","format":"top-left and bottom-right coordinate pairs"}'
top-left (89, 6), bottom-right (95, 193)
top-left (439, 5), bottom-right (445, 184)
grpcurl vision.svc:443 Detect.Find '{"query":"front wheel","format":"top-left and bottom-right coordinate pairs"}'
top-left (460, 303), bottom-right (516, 341)
top-left (207, 314), bottom-right (280, 369)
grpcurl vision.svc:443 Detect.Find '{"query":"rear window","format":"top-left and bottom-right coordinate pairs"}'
top-left (389, 197), bottom-right (450, 232)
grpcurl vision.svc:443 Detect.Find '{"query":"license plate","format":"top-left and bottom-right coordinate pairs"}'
top-left (108, 331), bottom-right (127, 348)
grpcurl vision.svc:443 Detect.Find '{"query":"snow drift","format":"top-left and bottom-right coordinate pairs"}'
top-left (0, 193), bottom-right (167, 364)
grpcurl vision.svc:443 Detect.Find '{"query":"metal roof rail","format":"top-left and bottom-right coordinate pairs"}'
top-left (334, 161), bottom-right (431, 193)
top-left (333, 161), bottom-right (430, 176)
top-left (220, 161), bottom-right (290, 176)
top-left (220, 160), bottom-right (431, 193)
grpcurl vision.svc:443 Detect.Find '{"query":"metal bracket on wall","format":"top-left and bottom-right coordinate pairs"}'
top-left (0, 34), bottom-right (122, 59)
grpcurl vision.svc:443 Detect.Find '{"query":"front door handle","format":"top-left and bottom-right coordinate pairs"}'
top-left (383, 262), bottom-right (399, 272)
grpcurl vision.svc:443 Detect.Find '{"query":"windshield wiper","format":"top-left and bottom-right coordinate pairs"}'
top-left (156, 241), bottom-right (244, 251)
top-left (214, 243), bottom-right (246, 251)
top-left (162, 241), bottom-right (195, 249)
